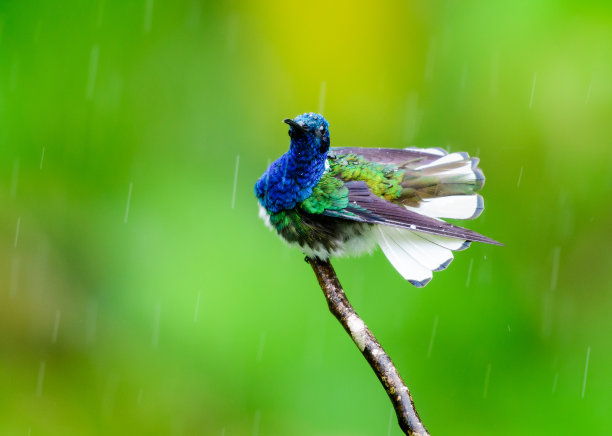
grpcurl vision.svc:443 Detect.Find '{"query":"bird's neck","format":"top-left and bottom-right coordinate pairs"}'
top-left (286, 138), bottom-right (325, 177)
top-left (255, 139), bottom-right (327, 213)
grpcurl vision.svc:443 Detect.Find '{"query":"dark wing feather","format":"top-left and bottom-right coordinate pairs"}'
top-left (323, 181), bottom-right (502, 246)
top-left (329, 147), bottom-right (445, 166)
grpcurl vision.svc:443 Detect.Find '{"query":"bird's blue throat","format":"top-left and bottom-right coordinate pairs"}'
top-left (255, 134), bottom-right (328, 213)
top-left (255, 113), bottom-right (330, 213)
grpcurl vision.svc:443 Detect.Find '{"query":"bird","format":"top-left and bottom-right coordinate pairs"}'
top-left (254, 112), bottom-right (502, 287)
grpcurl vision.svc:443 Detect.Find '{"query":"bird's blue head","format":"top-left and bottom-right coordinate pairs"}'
top-left (254, 113), bottom-right (331, 213)
top-left (284, 112), bottom-right (330, 155)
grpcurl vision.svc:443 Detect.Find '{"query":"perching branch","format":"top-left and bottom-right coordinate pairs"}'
top-left (307, 257), bottom-right (430, 436)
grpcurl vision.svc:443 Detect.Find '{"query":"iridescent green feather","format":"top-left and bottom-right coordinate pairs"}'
top-left (268, 153), bottom-right (409, 244)
top-left (300, 174), bottom-right (349, 214)
top-left (269, 210), bottom-right (325, 248)
top-left (300, 153), bottom-right (407, 217)
top-left (327, 153), bottom-right (405, 201)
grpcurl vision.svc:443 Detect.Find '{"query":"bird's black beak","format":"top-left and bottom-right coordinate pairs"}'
top-left (283, 118), bottom-right (306, 133)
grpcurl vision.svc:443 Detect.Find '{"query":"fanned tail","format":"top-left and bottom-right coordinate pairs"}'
top-left (375, 226), bottom-right (467, 287)
top-left (400, 149), bottom-right (485, 220)
top-left (380, 149), bottom-right (489, 285)
top-left (327, 146), bottom-right (499, 286)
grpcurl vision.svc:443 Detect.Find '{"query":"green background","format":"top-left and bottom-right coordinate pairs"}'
top-left (2, 1), bottom-right (611, 435)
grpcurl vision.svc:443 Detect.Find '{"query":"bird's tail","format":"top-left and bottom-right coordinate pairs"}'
top-left (375, 148), bottom-right (487, 286)
top-left (374, 224), bottom-right (473, 287)
top-left (398, 148), bottom-right (485, 220)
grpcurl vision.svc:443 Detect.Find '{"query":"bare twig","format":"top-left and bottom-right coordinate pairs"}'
top-left (308, 257), bottom-right (430, 436)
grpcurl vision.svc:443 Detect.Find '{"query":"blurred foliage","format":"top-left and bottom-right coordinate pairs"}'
top-left (1, 0), bottom-right (612, 435)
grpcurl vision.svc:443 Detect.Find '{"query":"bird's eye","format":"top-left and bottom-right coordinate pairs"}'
top-left (298, 121), bottom-right (308, 130)
top-left (318, 125), bottom-right (326, 135)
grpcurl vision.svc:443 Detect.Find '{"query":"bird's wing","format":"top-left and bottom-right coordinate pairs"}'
top-left (329, 146), bottom-right (447, 166)
top-left (323, 181), bottom-right (501, 246)
top-left (318, 148), bottom-right (500, 286)
top-left (328, 147), bottom-right (485, 220)
top-left (318, 181), bottom-right (500, 286)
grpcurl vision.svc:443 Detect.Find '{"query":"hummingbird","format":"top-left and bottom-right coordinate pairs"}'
top-left (254, 112), bottom-right (502, 287)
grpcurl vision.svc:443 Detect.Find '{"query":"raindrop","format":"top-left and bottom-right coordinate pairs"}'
top-left (51, 310), bottom-right (61, 343)
top-left (460, 62), bottom-right (468, 89)
top-left (552, 371), bottom-right (559, 393)
top-left (466, 258), bottom-right (474, 287)
top-left (36, 360), bottom-right (46, 397)
top-left (387, 406), bottom-right (393, 436)
top-left (9, 60), bottom-right (19, 92)
top-left (507, 324), bottom-right (511, 332)
top-left (582, 346), bottom-right (590, 398)
top-left (10, 159), bottom-right (19, 198)
top-left (102, 374), bottom-right (120, 419)
top-left (9, 256), bottom-right (20, 298)
top-left (152, 302), bottom-right (161, 349)
top-left (550, 246), bottom-right (561, 291)
top-left (226, 14), bottom-right (238, 53)
top-left (124, 182), bottom-right (133, 224)
top-left (186, 0), bottom-right (202, 30)
top-left (14, 216), bottom-right (20, 248)
top-left (403, 92), bottom-right (420, 144)
top-left (231, 155), bottom-right (240, 209)
top-left (252, 410), bottom-right (261, 436)
top-left (194, 290), bottom-right (201, 322)
top-left (144, 0), bottom-right (154, 33)
top-left (483, 363), bottom-right (491, 399)
top-left (40, 146), bottom-right (46, 169)
top-left (517, 167), bottom-right (523, 188)
top-left (490, 51), bottom-right (499, 97)
top-left (86, 45), bottom-right (99, 100)
top-left (426, 315), bottom-right (439, 359)
top-left (86, 300), bottom-right (98, 345)
top-left (318, 81), bottom-right (327, 114)
top-left (424, 38), bottom-right (436, 81)
top-left (256, 331), bottom-right (266, 362)
top-left (97, 0), bottom-right (106, 28)
top-left (529, 72), bottom-right (537, 109)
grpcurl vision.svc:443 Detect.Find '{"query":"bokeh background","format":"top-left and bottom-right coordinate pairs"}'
top-left (1, 1), bottom-right (611, 435)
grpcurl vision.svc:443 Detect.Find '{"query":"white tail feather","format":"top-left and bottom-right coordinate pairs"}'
top-left (405, 194), bottom-right (483, 219)
top-left (404, 146), bottom-right (447, 156)
top-left (376, 226), bottom-right (475, 285)
top-left (384, 227), bottom-right (454, 271)
top-left (376, 226), bottom-right (433, 286)
top-left (437, 163), bottom-right (478, 180)
top-left (413, 231), bottom-right (470, 251)
top-left (415, 152), bottom-right (466, 170)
